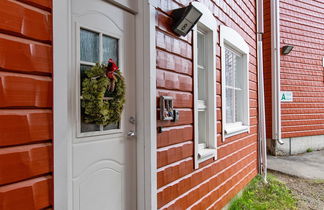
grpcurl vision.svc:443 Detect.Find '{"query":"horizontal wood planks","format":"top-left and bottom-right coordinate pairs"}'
top-left (0, 0), bottom-right (53, 209)
top-left (263, 0), bottom-right (273, 140)
top-left (155, 0), bottom-right (258, 209)
top-left (279, 0), bottom-right (324, 138)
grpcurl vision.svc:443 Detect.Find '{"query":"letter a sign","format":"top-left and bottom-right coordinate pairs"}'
top-left (280, 91), bottom-right (293, 102)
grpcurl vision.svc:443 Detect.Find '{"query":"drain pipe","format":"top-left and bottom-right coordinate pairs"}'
top-left (257, 0), bottom-right (267, 182)
top-left (271, 0), bottom-right (282, 146)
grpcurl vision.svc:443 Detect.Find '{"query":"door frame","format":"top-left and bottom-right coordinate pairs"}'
top-left (53, 0), bottom-right (157, 209)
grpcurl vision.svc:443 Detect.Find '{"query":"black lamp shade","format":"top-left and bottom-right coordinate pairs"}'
top-left (282, 45), bottom-right (294, 55)
top-left (172, 5), bottom-right (202, 36)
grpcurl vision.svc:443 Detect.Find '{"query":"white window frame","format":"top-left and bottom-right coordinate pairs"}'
top-left (192, 2), bottom-right (217, 169)
top-left (220, 26), bottom-right (250, 141)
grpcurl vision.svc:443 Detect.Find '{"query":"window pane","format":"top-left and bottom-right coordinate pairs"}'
top-left (80, 65), bottom-right (92, 94)
top-left (198, 111), bottom-right (207, 145)
top-left (80, 64), bottom-right (100, 133)
top-left (226, 87), bottom-right (235, 123)
top-left (81, 122), bottom-right (100, 132)
top-left (235, 89), bottom-right (243, 122)
top-left (80, 29), bottom-right (99, 63)
top-left (225, 48), bottom-right (235, 87)
top-left (103, 35), bottom-right (118, 64)
top-left (234, 55), bottom-right (243, 90)
top-left (198, 68), bottom-right (206, 100)
top-left (197, 32), bottom-right (205, 67)
top-left (103, 122), bottom-right (119, 130)
top-left (103, 35), bottom-right (120, 130)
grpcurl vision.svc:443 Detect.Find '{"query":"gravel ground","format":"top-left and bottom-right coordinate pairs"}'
top-left (270, 171), bottom-right (324, 210)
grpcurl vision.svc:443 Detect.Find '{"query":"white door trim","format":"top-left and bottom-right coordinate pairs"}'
top-left (53, 0), bottom-right (157, 209)
top-left (53, 0), bottom-right (72, 209)
top-left (135, 1), bottom-right (157, 209)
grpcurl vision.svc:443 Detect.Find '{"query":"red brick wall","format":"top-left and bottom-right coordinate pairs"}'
top-left (155, 0), bottom-right (258, 209)
top-left (263, 0), bottom-right (272, 139)
top-left (0, 0), bottom-right (53, 209)
top-left (279, 0), bottom-right (324, 138)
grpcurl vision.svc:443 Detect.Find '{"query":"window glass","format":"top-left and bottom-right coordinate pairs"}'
top-left (226, 86), bottom-right (235, 123)
top-left (103, 123), bottom-right (119, 130)
top-left (225, 47), bottom-right (243, 124)
top-left (197, 32), bottom-right (205, 67)
top-left (198, 67), bottom-right (206, 101)
top-left (225, 49), bottom-right (235, 88)
top-left (80, 29), bottom-right (99, 63)
top-left (235, 89), bottom-right (244, 121)
top-left (103, 35), bottom-right (118, 64)
top-left (81, 122), bottom-right (100, 133)
top-left (198, 111), bottom-right (207, 144)
top-left (80, 65), bottom-right (91, 93)
top-left (80, 65), bottom-right (102, 132)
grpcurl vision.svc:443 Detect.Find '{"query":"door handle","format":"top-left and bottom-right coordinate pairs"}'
top-left (127, 131), bottom-right (136, 137)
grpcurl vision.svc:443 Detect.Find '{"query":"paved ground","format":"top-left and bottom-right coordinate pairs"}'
top-left (267, 150), bottom-right (324, 180)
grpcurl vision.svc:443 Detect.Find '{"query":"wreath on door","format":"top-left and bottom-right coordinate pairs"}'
top-left (81, 59), bottom-right (126, 126)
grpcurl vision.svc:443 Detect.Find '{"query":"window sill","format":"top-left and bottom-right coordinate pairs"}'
top-left (198, 148), bottom-right (216, 163)
top-left (225, 124), bottom-right (249, 138)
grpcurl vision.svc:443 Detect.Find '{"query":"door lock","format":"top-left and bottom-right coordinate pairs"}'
top-left (129, 116), bottom-right (136, 124)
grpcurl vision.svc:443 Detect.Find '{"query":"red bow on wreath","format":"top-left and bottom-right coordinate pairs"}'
top-left (106, 59), bottom-right (119, 80)
top-left (106, 59), bottom-right (119, 92)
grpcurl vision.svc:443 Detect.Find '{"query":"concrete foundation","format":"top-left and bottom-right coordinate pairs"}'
top-left (267, 135), bottom-right (324, 156)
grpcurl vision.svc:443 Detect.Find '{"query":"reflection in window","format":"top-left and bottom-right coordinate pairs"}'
top-left (225, 47), bottom-right (243, 124)
top-left (103, 35), bottom-right (118, 64)
top-left (80, 30), bottom-right (99, 63)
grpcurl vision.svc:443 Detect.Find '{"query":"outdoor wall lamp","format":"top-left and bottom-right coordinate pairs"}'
top-left (282, 45), bottom-right (294, 55)
top-left (172, 4), bottom-right (202, 36)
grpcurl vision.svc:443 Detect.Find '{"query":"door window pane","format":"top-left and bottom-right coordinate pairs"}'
top-left (103, 123), bottom-right (119, 130)
top-left (102, 35), bottom-right (120, 131)
top-left (81, 122), bottom-right (100, 133)
top-left (80, 65), bottom-right (92, 94)
top-left (80, 29), bottom-right (99, 63)
top-left (103, 35), bottom-right (118, 64)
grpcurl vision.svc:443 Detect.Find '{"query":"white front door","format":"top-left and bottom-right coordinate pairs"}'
top-left (71, 1), bottom-right (136, 209)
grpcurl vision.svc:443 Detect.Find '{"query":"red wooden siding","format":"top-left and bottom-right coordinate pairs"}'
top-left (0, 0), bottom-right (53, 209)
top-left (155, 0), bottom-right (258, 209)
top-left (279, 0), bottom-right (324, 138)
top-left (263, 0), bottom-right (272, 139)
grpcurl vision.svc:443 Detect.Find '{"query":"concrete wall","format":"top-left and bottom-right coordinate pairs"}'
top-left (268, 135), bottom-right (324, 156)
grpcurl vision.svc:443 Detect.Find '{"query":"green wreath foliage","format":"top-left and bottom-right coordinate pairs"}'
top-left (81, 63), bottom-right (125, 126)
